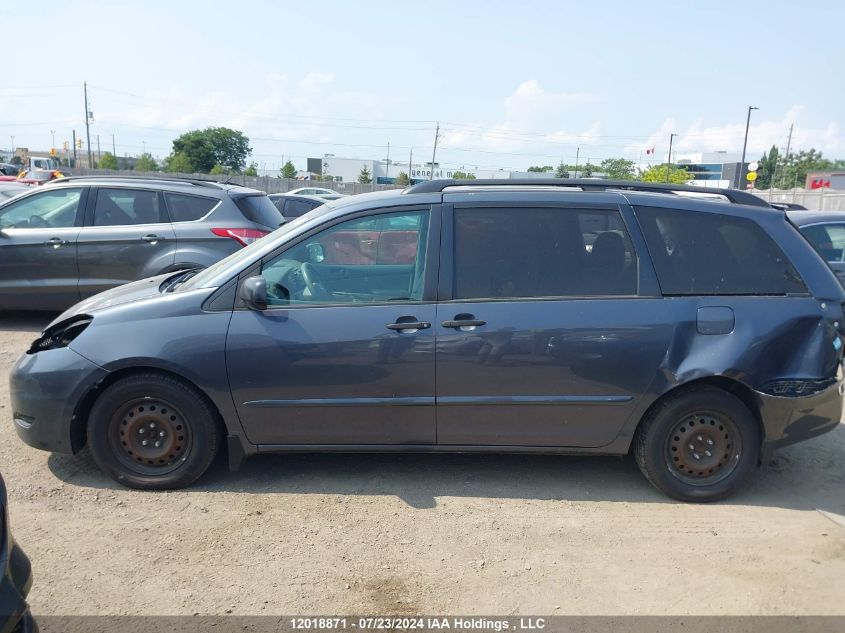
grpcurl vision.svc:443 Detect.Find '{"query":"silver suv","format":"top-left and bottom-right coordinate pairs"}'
top-left (0, 175), bottom-right (283, 310)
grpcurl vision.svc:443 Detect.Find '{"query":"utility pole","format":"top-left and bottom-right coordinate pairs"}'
top-left (83, 81), bottom-right (93, 169)
top-left (429, 122), bottom-right (440, 180)
top-left (574, 147), bottom-right (580, 178)
top-left (96, 135), bottom-right (101, 165)
top-left (780, 123), bottom-right (794, 190)
top-left (408, 147), bottom-right (413, 183)
top-left (72, 130), bottom-right (77, 166)
top-left (50, 130), bottom-right (56, 150)
top-left (385, 142), bottom-right (390, 180)
top-left (738, 106), bottom-right (759, 188)
top-left (111, 134), bottom-right (116, 158)
top-left (666, 133), bottom-right (678, 182)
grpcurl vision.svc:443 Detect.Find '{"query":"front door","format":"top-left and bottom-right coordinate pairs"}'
top-left (435, 201), bottom-right (670, 448)
top-left (226, 207), bottom-right (438, 445)
top-left (0, 187), bottom-right (85, 310)
top-left (77, 187), bottom-right (175, 297)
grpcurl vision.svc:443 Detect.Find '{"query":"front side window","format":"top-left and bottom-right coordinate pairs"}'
top-left (453, 207), bottom-right (637, 300)
top-left (800, 223), bottom-right (845, 263)
top-left (635, 206), bottom-right (806, 295)
top-left (93, 188), bottom-right (163, 226)
top-left (260, 209), bottom-right (429, 306)
top-left (0, 188), bottom-right (82, 229)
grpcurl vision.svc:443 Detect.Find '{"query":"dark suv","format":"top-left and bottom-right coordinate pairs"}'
top-left (0, 176), bottom-right (283, 310)
top-left (0, 473), bottom-right (34, 633)
top-left (10, 180), bottom-right (845, 501)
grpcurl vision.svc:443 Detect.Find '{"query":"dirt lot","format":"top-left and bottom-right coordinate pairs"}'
top-left (1, 310), bottom-right (844, 616)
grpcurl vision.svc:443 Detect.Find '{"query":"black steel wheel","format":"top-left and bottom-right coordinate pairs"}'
top-left (87, 373), bottom-right (222, 490)
top-left (635, 386), bottom-right (760, 502)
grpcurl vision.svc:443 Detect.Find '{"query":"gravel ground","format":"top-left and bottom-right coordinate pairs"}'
top-left (1, 310), bottom-right (844, 616)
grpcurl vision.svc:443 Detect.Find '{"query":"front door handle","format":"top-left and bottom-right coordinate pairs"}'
top-left (141, 234), bottom-right (164, 243)
top-left (45, 237), bottom-right (69, 247)
top-left (442, 314), bottom-right (486, 329)
top-left (386, 319), bottom-right (431, 332)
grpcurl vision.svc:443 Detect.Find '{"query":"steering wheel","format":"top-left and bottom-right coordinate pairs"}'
top-left (300, 262), bottom-right (330, 301)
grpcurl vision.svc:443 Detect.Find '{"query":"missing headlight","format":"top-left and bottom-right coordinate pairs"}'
top-left (27, 316), bottom-right (93, 354)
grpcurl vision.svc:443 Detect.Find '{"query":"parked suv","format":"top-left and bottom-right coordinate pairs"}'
top-left (0, 176), bottom-right (283, 310)
top-left (0, 472), bottom-right (34, 633)
top-left (10, 180), bottom-right (845, 501)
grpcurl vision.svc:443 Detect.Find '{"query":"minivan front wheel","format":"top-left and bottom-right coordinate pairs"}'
top-left (634, 387), bottom-right (760, 502)
top-left (87, 373), bottom-right (222, 490)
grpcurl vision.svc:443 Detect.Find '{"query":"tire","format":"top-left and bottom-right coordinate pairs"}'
top-left (87, 373), bottom-right (222, 490)
top-left (634, 386), bottom-right (761, 502)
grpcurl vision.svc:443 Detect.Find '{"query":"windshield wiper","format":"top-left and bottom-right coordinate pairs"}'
top-left (162, 269), bottom-right (201, 293)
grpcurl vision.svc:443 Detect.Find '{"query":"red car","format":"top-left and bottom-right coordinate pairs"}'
top-left (16, 169), bottom-right (66, 185)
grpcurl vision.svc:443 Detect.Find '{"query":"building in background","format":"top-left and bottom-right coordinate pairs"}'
top-left (806, 171), bottom-right (845, 190)
top-left (673, 151), bottom-right (744, 188)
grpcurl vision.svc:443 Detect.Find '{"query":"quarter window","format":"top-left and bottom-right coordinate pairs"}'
top-left (93, 189), bottom-right (163, 226)
top-left (260, 210), bottom-right (429, 306)
top-left (0, 188), bottom-right (82, 229)
top-left (452, 207), bottom-right (637, 299)
top-left (164, 193), bottom-right (218, 223)
top-left (635, 206), bottom-right (806, 295)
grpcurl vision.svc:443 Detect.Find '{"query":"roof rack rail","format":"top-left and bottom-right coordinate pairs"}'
top-left (50, 175), bottom-right (226, 189)
top-left (405, 178), bottom-right (771, 208)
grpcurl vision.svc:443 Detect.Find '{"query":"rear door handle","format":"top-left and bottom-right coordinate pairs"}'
top-left (442, 315), bottom-right (486, 329)
top-left (45, 237), bottom-right (69, 247)
top-left (386, 320), bottom-right (431, 332)
top-left (141, 234), bottom-right (164, 243)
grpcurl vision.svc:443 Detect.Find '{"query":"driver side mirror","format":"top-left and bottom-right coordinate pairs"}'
top-left (239, 276), bottom-right (268, 311)
top-left (306, 242), bottom-right (325, 263)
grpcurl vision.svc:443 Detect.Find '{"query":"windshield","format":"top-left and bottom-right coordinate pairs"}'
top-left (179, 207), bottom-right (333, 291)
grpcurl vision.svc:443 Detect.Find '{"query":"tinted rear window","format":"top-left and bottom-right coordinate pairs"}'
top-left (635, 205), bottom-right (806, 295)
top-left (165, 193), bottom-right (218, 222)
top-left (234, 194), bottom-right (284, 229)
top-left (453, 207), bottom-right (637, 299)
top-left (282, 198), bottom-right (321, 218)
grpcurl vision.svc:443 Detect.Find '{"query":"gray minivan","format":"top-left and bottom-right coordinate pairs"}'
top-left (0, 176), bottom-right (284, 310)
top-left (10, 180), bottom-right (845, 502)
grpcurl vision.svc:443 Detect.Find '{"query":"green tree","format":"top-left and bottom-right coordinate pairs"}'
top-left (164, 152), bottom-right (194, 174)
top-left (209, 163), bottom-right (227, 175)
top-left (394, 171), bottom-right (410, 186)
top-left (639, 163), bottom-right (690, 184)
top-left (244, 162), bottom-right (259, 177)
top-left (528, 165), bottom-right (554, 173)
top-left (358, 165), bottom-right (373, 184)
top-left (10, 155), bottom-right (22, 166)
top-left (169, 127), bottom-right (251, 173)
top-left (451, 171), bottom-right (476, 180)
top-left (135, 153), bottom-right (157, 172)
top-left (755, 145), bottom-right (779, 189)
top-left (280, 160), bottom-right (297, 179)
top-left (778, 148), bottom-right (835, 189)
top-left (554, 162), bottom-right (569, 178)
top-left (99, 152), bottom-right (119, 170)
top-left (600, 158), bottom-right (636, 180)
top-left (578, 162), bottom-right (599, 177)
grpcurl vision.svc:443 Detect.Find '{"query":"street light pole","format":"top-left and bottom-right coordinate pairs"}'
top-left (50, 130), bottom-right (56, 150)
top-left (738, 106), bottom-right (759, 188)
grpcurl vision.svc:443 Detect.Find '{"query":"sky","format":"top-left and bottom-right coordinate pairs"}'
top-left (2, 0), bottom-right (844, 173)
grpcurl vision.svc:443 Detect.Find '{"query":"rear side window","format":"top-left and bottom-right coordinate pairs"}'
top-left (635, 206), bottom-right (806, 295)
top-left (453, 207), bottom-right (637, 299)
top-left (164, 193), bottom-right (218, 223)
top-left (233, 194), bottom-right (284, 229)
top-left (93, 188), bottom-right (164, 226)
top-left (282, 198), bottom-right (321, 218)
top-left (800, 223), bottom-right (845, 262)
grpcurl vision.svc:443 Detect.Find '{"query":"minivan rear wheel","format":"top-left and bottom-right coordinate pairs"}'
top-left (634, 387), bottom-right (760, 502)
top-left (87, 373), bottom-right (222, 490)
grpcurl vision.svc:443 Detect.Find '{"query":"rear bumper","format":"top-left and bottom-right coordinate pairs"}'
top-left (9, 346), bottom-right (108, 455)
top-left (756, 377), bottom-right (844, 459)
